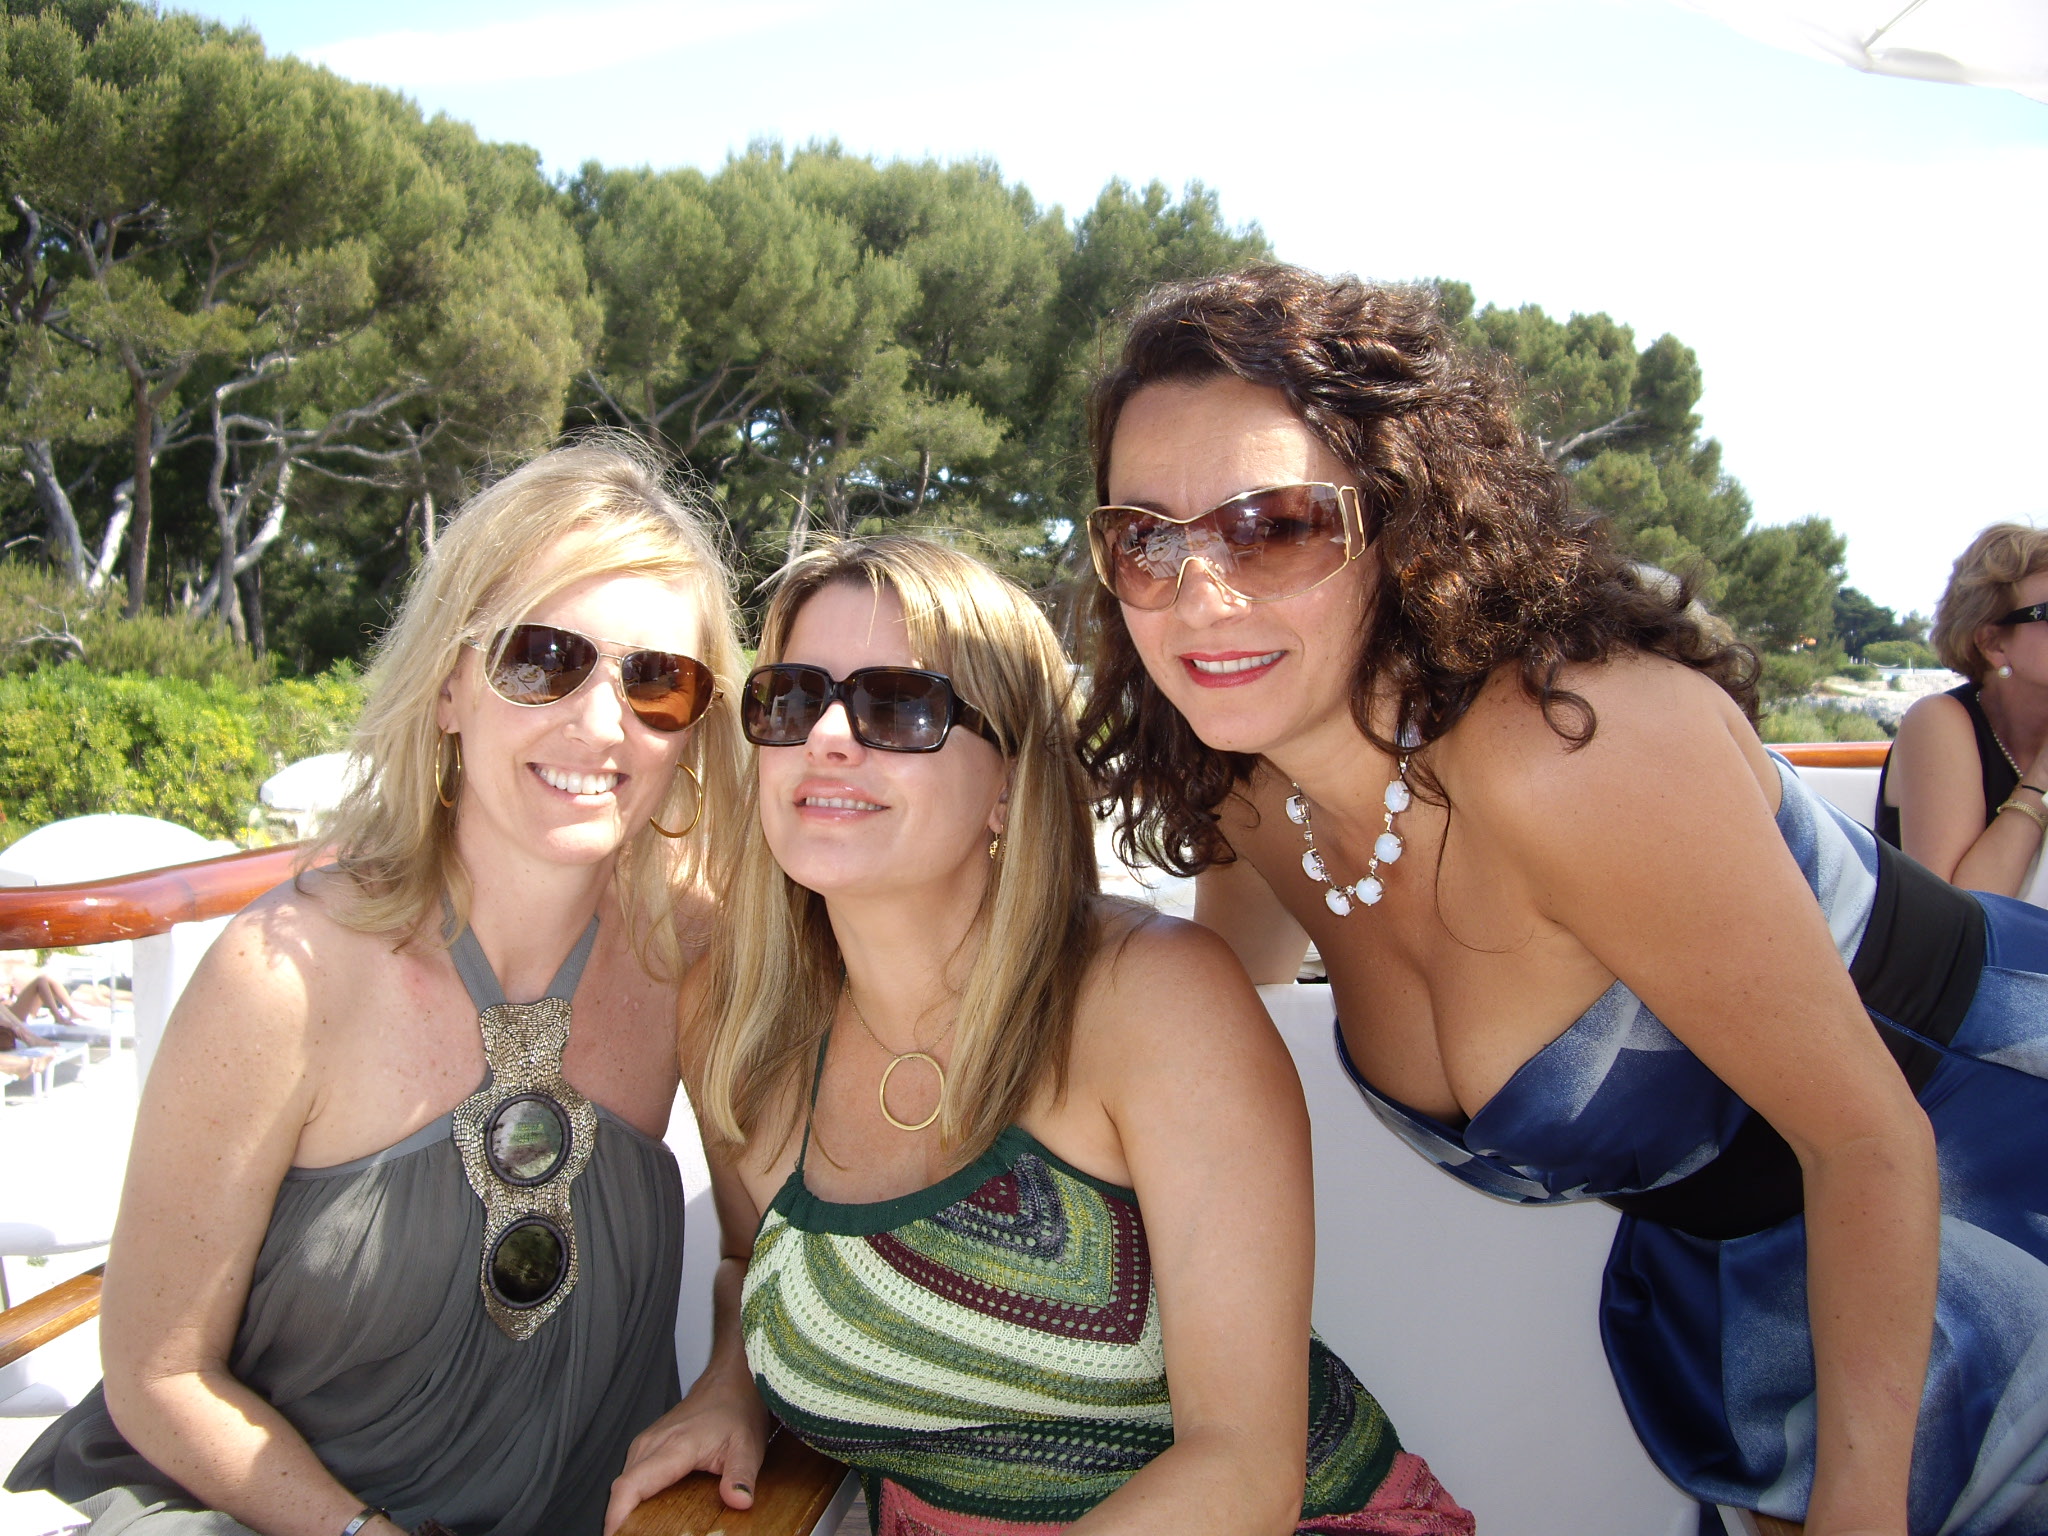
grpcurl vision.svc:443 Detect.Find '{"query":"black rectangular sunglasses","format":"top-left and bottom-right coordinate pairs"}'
top-left (741, 664), bottom-right (1002, 753)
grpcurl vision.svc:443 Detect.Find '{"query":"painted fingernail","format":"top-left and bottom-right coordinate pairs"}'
top-left (732, 1482), bottom-right (752, 1494)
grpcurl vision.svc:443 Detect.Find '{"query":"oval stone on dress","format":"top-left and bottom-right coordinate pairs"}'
top-left (1384, 780), bottom-right (1412, 813)
top-left (1302, 849), bottom-right (1327, 881)
top-left (1374, 832), bottom-right (1404, 864)
top-left (1325, 887), bottom-right (1353, 916)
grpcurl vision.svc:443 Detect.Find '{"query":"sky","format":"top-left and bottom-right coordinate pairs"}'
top-left (178, 0), bottom-right (2048, 622)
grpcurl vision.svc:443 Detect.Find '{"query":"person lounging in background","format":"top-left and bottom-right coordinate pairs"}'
top-left (1079, 264), bottom-right (2048, 1535)
top-left (1880, 523), bottom-right (2048, 902)
top-left (9, 442), bottom-right (747, 1536)
top-left (606, 535), bottom-right (1471, 1536)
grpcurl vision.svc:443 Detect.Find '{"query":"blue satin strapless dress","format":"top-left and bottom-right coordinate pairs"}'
top-left (1339, 756), bottom-right (2048, 1533)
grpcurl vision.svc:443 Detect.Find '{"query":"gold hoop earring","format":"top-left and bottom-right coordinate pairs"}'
top-left (649, 761), bottom-right (704, 839)
top-left (436, 732), bottom-right (462, 809)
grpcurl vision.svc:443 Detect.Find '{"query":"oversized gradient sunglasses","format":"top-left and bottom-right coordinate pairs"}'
top-left (1088, 481), bottom-right (1366, 610)
top-left (1997, 601), bottom-right (2048, 626)
top-left (741, 664), bottom-right (1003, 753)
top-left (473, 623), bottom-right (717, 732)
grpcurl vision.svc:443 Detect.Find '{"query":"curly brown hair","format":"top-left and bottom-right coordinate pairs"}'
top-left (1078, 265), bottom-right (1758, 877)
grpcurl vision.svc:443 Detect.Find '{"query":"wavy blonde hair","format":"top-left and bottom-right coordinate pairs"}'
top-left (312, 441), bottom-right (746, 976)
top-left (693, 535), bottom-right (1099, 1161)
top-left (1932, 523), bottom-right (2048, 682)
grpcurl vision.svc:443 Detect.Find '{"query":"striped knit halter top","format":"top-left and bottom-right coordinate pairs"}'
top-left (740, 1035), bottom-right (1473, 1534)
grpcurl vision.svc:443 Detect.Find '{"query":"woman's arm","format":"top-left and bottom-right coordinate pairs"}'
top-left (1193, 851), bottom-right (1310, 985)
top-left (604, 1144), bottom-right (771, 1533)
top-left (1065, 918), bottom-right (1314, 1536)
top-left (98, 897), bottom-right (406, 1536)
top-left (1888, 691), bottom-right (2047, 895)
top-left (1473, 663), bottom-right (1934, 1536)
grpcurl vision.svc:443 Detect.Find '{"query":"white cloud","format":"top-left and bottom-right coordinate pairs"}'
top-left (303, 1), bottom-right (830, 88)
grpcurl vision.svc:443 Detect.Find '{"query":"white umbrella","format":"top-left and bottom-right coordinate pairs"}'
top-left (1677, 0), bottom-right (2048, 101)
top-left (258, 752), bottom-right (364, 835)
top-left (0, 813), bottom-right (232, 887)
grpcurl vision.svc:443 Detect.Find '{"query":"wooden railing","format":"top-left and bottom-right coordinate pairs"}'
top-left (1774, 741), bottom-right (1890, 770)
top-left (0, 844), bottom-right (306, 949)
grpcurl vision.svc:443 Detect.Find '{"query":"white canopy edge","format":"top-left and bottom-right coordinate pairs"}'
top-left (1675, 0), bottom-right (2048, 102)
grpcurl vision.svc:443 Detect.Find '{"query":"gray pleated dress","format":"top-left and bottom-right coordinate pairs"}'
top-left (7, 921), bottom-right (684, 1536)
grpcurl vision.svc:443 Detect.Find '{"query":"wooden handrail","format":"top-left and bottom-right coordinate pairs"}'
top-left (0, 844), bottom-right (307, 949)
top-left (616, 1432), bottom-right (848, 1536)
top-left (1774, 741), bottom-right (1891, 769)
top-left (0, 1266), bottom-right (103, 1370)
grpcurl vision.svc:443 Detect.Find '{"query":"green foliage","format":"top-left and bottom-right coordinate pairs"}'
top-left (1716, 517), bottom-right (1846, 651)
top-left (0, 665), bottom-right (264, 841)
top-left (1833, 586), bottom-right (1903, 659)
top-left (4, 7), bottom-right (1856, 681)
top-left (1462, 301), bottom-right (1845, 656)
top-left (0, 660), bottom-right (363, 845)
top-left (569, 148), bottom-right (1266, 600)
top-left (250, 665), bottom-right (365, 766)
top-left (1840, 662), bottom-right (1880, 682)
top-left (1864, 639), bottom-right (1943, 669)
top-left (0, 558), bottom-right (267, 683)
top-left (1758, 704), bottom-right (1893, 743)
top-left (1757, 648), bottom-right (1837, 706)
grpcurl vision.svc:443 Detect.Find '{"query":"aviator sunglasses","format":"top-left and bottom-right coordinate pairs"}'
top-left (1998, 602), bottom-right (2048, 626)
top-left (473, 623), bottom-right (717, 732)
top-left (1088, 481), bottom-right (1365, 610)
top-left (742, 664), bottom-right (1003, 753)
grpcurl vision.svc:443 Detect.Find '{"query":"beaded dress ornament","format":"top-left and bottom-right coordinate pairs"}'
top-left (447, 918), bottom-right (600, 1341)
top-left (1287, 724), bottom-right (1421, 916)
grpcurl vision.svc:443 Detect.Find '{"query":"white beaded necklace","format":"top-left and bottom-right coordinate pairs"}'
top-left (1286, 726), bottom-right (1419, 917)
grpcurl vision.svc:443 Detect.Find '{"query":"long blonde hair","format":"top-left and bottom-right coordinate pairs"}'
top-left (694, 535), bottom-right (1099, 1160)
top-left (313, 441), bottom-right (747, 976)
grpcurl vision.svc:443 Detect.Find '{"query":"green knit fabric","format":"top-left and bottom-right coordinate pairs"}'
top-left (742, 1125), bottom-right (1402, 1527)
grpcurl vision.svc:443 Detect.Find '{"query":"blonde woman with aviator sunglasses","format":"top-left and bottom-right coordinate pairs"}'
top-left (10, 442), bottom-right (746, 1536)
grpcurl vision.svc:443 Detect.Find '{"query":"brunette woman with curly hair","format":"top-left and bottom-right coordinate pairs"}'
top-left (1080, 264), bottom-right (2048, 1536)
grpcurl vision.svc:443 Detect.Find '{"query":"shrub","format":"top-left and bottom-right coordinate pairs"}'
top-left (1759, 703), bottom-right (1894, 744)
top-left (1863, 639), bottom-right (1943, 670)
top-left (253, 666), bottom-right (368, 769)
top-left (0, 560), bottom-right (270, 687)
top-left (0, 664), bottom-right (366, 849)
top-left (1758, 650), bottom-right (1829, 705)
top-left (1839, 662), bottom-right (1880, 682)
top-left (0, 667), bottom-right (265, 845)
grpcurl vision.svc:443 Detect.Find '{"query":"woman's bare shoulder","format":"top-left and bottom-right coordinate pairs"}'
top-left (1894, 687), bottom-right (1972, 745)
top-left (179, 872), bottom-right (428, 1058)
top-left (1078, 900), bottom-right (1272, 1050)
top-left (1452, 653), bottom-right (1760, 797)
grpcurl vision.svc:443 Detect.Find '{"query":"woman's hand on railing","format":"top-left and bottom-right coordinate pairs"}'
top-left (604, 1360), bottom-right (776, 1535)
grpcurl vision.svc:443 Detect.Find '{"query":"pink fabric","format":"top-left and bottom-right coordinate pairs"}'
top-left (1297, 1452), bottom-right (1476, 1535)
top-left (872, 1451), bottom-right (1475, 1535)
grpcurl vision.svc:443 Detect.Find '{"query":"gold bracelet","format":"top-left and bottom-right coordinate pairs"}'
top-left (1998, 796), bottom-right (2048, 835)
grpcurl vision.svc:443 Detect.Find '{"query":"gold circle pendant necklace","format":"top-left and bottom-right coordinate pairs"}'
top-left (844, 979), bottom-right (956, 1133)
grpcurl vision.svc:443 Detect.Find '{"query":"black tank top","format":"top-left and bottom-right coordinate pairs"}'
top-left (1876, 682), bottom-right (2017, 848)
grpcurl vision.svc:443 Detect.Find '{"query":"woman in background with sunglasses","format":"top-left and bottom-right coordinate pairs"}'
top-left (605, 535), bottom-right (1471, 1536)
top-left (1079, 266), bottom-right (2048, 1536)
top-left (1879, 523), bottom-right (2048, 904)
top-left (10, 443), bottom-right (746, 1536)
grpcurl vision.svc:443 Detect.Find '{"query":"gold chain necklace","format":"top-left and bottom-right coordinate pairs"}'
top-left (843, 979), bottom-right (956, 1133)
